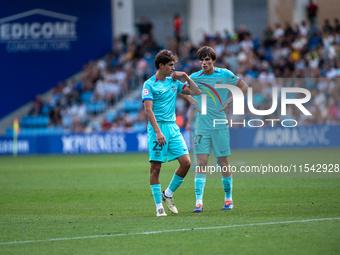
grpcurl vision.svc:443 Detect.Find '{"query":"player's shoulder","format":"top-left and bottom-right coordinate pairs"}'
top-left (190, 70), bottom-right (204, 78)
top-left (214, 67), bottom-right (224, 73)
top-left (215, 67), bottom-right (236, 78)
top-left (144, 76), bottom-right (157, 87)
top-left (165, 76), bottom-right (179, 85)
top-left (214, 67), bottom-right (231, 74)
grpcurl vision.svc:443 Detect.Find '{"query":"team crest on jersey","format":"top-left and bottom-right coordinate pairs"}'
top-left (171, 85), bottom-right (176, 92)
top-left (143, 88), bottom-right (149, 96)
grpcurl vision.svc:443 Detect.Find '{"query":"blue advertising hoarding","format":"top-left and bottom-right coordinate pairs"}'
top-left (0, 125), bottom-right (339, 155)
top-left (0, 0), bottom-right (112, 119)
top-left (229, 125), bottom-right (340, 149)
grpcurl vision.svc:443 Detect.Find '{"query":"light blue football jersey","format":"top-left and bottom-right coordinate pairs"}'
top-left (190, 67), bottom-right (241, 130)
top-left (142, 75), bottom-right (186, 122)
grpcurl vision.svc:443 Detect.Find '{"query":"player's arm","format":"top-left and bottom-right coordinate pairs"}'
top-left (185, 106), bottom-right (196, 131)
top-left (219, 79), bottom-right (249, 112)
top-left (179, 94), bottom-right (199, 131)
top-left (179, 94), bottom-right (201, 113)
top-left (172, 71), bottom-right (201, 95)
top-left (143, 100), bottom-right (166, 145)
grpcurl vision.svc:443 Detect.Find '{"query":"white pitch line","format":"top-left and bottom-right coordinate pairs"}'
top-left (1, 217), bottom-right (339, 245)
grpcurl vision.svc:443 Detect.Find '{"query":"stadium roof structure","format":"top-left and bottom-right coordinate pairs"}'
top-left (0, 8), bottom-right (78, 23)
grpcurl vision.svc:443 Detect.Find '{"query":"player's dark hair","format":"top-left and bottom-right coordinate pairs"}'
top-left (154, 50), bottom-right (178, 70)
top-left (197, 46), bottom-right (217, 61)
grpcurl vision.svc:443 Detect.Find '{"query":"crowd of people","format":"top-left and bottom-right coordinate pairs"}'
top-left (28, 33), bottom-right (158, 133)
top-left (169, 17), bottom-right (340, 127)
top-left (28, 16), bottom-right (340, 133)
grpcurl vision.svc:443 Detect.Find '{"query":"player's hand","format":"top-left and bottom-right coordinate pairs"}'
top-left (192, 99), bottom-right (201, 113)
top-left (185, 122), bottom-right (191, 131)
top-left (156, 131), bottom-right (166, 146)
top-left (219, 102), bottom-right (230, 113)
top-left (171, 72), bottom-right (178, 81)
top-left (172, 71), bottom-right (187, 81)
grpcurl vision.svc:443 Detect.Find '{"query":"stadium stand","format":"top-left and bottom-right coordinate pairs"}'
top-left (4, 18), bottom-right (340, 136)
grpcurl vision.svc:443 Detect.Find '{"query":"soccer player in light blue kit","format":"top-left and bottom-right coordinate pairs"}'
top-left (142, 50), bottom-right (201, 217)
top-left (189, 46), bottom-right (248, 213)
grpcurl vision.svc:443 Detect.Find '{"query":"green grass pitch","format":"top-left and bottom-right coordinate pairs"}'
top-left (0, 148), bottom-right (339, 254)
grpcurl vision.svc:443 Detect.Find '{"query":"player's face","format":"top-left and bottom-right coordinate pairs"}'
top-left (200, 56), bottom-right (216, 73)
top-left (160, 61), bottom-right (175, 76)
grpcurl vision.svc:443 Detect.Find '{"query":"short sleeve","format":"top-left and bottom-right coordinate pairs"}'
top-left (176, 80), bottom-right (187, 94)
top-left (141, 82), bottom-right (153, 102)
top-left (224, 69), bottom-right (241, 86)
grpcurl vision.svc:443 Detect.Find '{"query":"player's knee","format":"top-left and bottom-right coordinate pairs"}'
top-left (198, 159), bottom-right (208, 167)
top-left (217, 157), bottom-right (228, 167)
top-left (150, 165), bottom-right (161, 176)
top-left (181, 158), bottom-right (191, 170)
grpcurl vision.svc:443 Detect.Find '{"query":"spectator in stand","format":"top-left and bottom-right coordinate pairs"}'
top-left (173, 13), bottom-right (183, 45)
top-left (103, 67), bottom-right (121, 105)
top-left (263, 24), bottom-right (274, 40)
top-left (240, 34), bottom-right (254, 53)
top-left (135, 109), bottom-right (147, 124)
top-left (29, 94), bottom-right (44, 116)
top-left (175, 114), bottom-right (185, 129)
top-left (258, 67), bottom-right (276, 84)
top-left (334, 18), bottom-right (340, 33)
top-left (122, 112), bottom-right (133, 131)
top-left (333, 79), bottom-right (340, 102)
top-left (292, 33), bottom-right (307, 50)
top-left (325, 65), bottom-right (337, 79)
top-left (263, 24), bottom-right (275, 47)
top-left (236, 24), bottom-right (250, 42)
top-left (135, 17), bottom-right (153, 38)
top-left (307, 20), bottom-right (322, 46)
top-left (284, 21), bottom-right (295, 39)
top-left (75, 101), bottom-right (88, 125)
top-left (101, 118), bottom-right (111, 132)
top-left (69, 101), bottom-right (88, 132)
top-left (135, 56), bottom-right (150, 82)
top-left (114, 66), bottom-right (128, 89)
top-left (326, 97), bottom-right (338, 124)
top-left (273, 23), bottom-right (285, 40)
top-left (299, 20), bottom-right (309, 36)
top-left (323, 19), bottom-right (334, 33)
top-left (110, 121), bottom-right (124, 132)
top-left (307, 0), bottom-right (318, 23)
top-left (49, 101), bottom-right (62, 126)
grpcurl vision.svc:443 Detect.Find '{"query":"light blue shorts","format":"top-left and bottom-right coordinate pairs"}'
top-left (194, 128), bottom-right (230, 157)
top-left (148, 122), bottom-right (189, 163)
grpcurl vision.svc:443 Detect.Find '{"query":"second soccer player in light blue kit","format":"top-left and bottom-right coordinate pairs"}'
top-left (189, 46), bottom-right (248, 213)
top-left (142, 50), bottom-right (201, 217)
